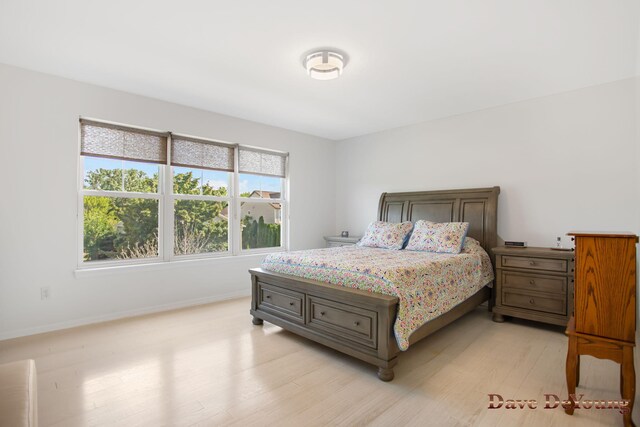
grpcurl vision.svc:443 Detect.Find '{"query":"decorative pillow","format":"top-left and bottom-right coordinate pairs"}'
top-left (356, 221), bottom-right (414, 250)
top-left (405, 220), bottom-right (469, 254)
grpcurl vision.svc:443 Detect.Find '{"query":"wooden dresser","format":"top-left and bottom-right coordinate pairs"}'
top-left (565, 232), bottom-right (637, 427)
top-left (491, 246), bottom-right (574, 326)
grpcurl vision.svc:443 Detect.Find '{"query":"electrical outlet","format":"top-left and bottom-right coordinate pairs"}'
top-left (41, 286), bottom-right (51, 300)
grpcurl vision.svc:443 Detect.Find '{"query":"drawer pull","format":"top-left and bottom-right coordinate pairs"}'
top-left (265, 295), bottom-right (271, 299)
top-left (529, 279), bottom-right (535, 285)
top-left (354, 321), bottom-right (360, 326)
top-left (529, 261), bottom-right (536, 266)
top-left (320, 311), bottom-right (325, 316)
top-left (289, 302), bottom-right (294, 306)
top-left (529, 298), bottom-right (535, 305)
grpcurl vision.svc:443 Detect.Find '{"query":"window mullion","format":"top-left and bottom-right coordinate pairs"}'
top-left (171, 194), bottom-right (231, 202)
top-left (80, 189), bottom-right (161, 199)
top-left (78, 157), bottom-right (85, 267)
top-left (232, 146), bottom-right (240, 256)
top-left (284, 154), bottom-right (290, 251)
top-left (164, 136), bottom-right (174, 261)
top-left (238, 198), bottom-right (284, 204)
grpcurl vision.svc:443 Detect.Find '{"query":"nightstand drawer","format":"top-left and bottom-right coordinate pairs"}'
top-left (500, 255), bottom-right (568, 273)
top-left (502, 289), bottom-right (566, 315)
top-left (324, 236), bottom-right (361, 248)
top-left (328, 242), bottom-right (355, 248)
top-left (501, 271), bottom-right (567, 294)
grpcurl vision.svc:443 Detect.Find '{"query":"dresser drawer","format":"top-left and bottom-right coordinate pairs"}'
top-left (501, 271), bottom-right (567, 294)
top-left (258, 282), bottom-right (304, 323)
top-left (500, 255), bottom-right (568, 273)
top-left (307, 296), bottom-right (377, 348)
top-left (502, 289), bottom-right (566, 315)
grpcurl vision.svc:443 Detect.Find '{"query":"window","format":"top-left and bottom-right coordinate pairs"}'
top-left (238, 147), bottom-right (286, 250)
top-left (78, 119), bottom-right (288, 267)
top-left (171, 135), bottom-right (234, 258)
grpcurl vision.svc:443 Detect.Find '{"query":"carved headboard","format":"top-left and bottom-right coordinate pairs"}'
top-left (378, 186), bottom-right (500, 255)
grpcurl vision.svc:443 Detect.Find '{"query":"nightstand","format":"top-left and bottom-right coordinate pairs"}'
top-left (324, 236), bottom-right (361, 248)
top-left (491, 246), bottom-right (574, 326)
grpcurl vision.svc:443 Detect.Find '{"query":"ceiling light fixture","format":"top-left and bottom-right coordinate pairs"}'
top-left (303, 50), bottom-right (345, 80)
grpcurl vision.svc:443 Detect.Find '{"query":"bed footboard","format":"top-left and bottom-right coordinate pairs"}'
top-left (250, 268), bottom-right (400, 381)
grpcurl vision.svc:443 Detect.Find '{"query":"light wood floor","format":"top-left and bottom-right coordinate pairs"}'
top-left (0, 297), bottom-right (637, 426)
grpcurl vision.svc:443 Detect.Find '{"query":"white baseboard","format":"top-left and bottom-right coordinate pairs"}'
top-left (0, 290), bottom-right (251, 341)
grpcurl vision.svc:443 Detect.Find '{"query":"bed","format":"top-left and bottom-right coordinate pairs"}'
top-left (249, 186), bottom-right (500, 381)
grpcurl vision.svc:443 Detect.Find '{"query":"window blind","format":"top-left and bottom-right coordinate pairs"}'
top-left (171, 135), bottom-right (235, 172)
top-left (80, 119), bottom-right (168, 164)
top-left (238, 147), bottom-right (287, 178)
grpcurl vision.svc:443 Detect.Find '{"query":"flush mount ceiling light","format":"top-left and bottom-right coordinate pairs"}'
top-left (303, 50), bottom-right (345, 80)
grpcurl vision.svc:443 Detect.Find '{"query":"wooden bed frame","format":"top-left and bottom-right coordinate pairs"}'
top-left (249, 186), bottom-right (500, 381)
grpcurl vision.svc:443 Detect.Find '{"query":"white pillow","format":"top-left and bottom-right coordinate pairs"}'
top-left (357, 221), bottom-right (414, 250)
top-left (405, 221), bottom-right (469, 254)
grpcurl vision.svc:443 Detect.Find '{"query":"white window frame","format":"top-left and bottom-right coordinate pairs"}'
top-left (77, 121), bottom-right (288, 269)
top-left (169, 170), bottom-right (233, 261)
top-left (77, 157), bottom-right (165, 267)
top-left (236, 193), bottom-right (288, 256)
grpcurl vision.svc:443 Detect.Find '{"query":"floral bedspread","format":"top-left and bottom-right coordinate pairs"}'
top-left (261, 237), bottom-right (494, 351)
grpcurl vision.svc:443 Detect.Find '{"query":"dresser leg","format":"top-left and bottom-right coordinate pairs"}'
top-left (565, 335), bottom-right (577, 415)
top-left (620, 367), bottom-right (623, 397)
top-left (252, 316), bottom-right (263, 325)
top-left (576, 355), bottom-right (580, 388)
top-left (492, 313), bottom-right (505, 323)
top-left (621, 347), bottom-right (635, 427)
top-left (377, 366), bottom-right (394, 382)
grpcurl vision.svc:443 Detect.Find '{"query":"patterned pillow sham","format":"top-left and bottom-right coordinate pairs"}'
top-left (356, 221), bottom-right (414, 250)
top-left (405, 220), bottom-right (469, 254)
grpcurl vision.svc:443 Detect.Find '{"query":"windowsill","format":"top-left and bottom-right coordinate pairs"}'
top-left (74, 249), bottom-right (284, 278)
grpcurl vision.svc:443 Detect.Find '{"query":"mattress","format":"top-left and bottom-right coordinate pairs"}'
top-left (261, 237), bottom-right (494, 351)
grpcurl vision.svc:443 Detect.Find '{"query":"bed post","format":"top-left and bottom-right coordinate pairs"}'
top-left (486, 186), bottom-right (500, 313)
top-left (250, 273), bottom-right (263, 325)
top-left (377, 192), bottom-right (388, 221)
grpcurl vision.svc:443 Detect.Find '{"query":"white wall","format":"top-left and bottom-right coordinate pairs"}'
top-left (1, 62), bottom-right (638, 340)
top-left (336, 77), bottom-right (639, 248)
top-left (0, 63), bottom-right (336, 339)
